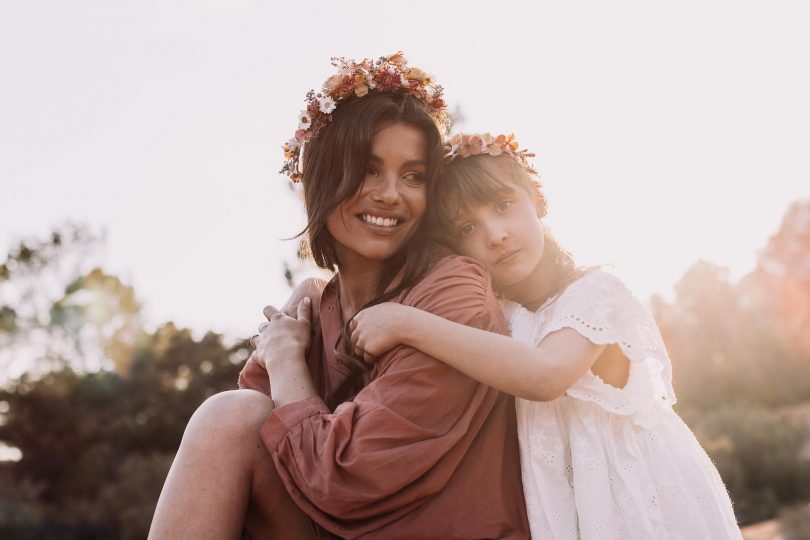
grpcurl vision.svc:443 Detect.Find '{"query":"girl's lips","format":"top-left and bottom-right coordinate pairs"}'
top-left (495, 250), bottom-right (520, 265)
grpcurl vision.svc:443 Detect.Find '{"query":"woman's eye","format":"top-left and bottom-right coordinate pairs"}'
top-left (496, 200), bottom-right (513, 212)
top-left (366, 166), bottom-right (378, 176)
top-left (403, 171), bottom-right (426, 184)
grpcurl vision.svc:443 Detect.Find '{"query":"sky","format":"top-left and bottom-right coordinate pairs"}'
top-left (1, 0), bottom-right (808, 339)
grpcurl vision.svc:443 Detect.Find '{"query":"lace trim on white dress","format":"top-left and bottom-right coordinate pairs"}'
top-left (503, 269), bottom-right (676, 429)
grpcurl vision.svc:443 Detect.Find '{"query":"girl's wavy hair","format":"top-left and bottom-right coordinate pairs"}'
top-left (434, 153), bottom-right (579, 301)
top-left (296, 90), bottom-right (445, 408)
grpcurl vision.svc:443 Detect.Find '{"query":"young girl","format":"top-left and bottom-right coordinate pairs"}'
top-left (349, 132), bottom-right (742, 539)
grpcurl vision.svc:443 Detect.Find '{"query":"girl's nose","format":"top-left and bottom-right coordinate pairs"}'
top-left (485, 222), bottom-right (508, 247)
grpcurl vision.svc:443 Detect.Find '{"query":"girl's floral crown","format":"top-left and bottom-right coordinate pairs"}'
top-left (444, 132), bottom-right (537, 173)
top-left (281, 51), bottom-right (450, 182)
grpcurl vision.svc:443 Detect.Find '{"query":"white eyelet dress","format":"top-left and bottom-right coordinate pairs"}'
top-left (502, 270), bottom-right (742, 540)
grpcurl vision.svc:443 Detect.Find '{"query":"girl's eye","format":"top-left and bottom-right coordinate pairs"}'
top-left (496, 200), bottom-right (513, 212)
top-left (459, 223), bottom-right (476, 236)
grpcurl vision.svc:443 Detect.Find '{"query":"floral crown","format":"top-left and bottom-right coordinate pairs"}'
top-left (444, 132), bottom-right (537, 174)
top-left (281, 51), bottom-right (450, 182)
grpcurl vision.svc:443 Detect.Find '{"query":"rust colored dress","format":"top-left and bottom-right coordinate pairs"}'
top-left (238, 255), bottom-right (529, 539)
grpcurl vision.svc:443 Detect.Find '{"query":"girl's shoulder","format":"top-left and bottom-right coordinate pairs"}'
top-left (537, 267), bottom-right (636, 316)
top-left (562, 267), bottom-right (631, 297)
top-left (505, 268), bottom-right (654, 344)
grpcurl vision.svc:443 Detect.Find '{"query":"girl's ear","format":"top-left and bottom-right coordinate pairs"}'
top-left (534, 192), bottom-right (548, 219)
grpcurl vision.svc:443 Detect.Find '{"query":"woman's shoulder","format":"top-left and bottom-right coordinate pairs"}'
top-left (425, 254), bottom-right (491, 281)
top-left (400, 255), bottom-right (500, 320)
top-left (400, 254), bottom-right (493, 296)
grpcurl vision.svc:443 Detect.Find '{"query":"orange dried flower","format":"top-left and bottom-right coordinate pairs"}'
top-left (386, 50), bottom-right (406, 67)
top-left (353, 73), bottom-right (370, 97)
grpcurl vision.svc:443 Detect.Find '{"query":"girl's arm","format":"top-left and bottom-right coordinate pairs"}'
top-left (350, 302), bottom-right (607, 401)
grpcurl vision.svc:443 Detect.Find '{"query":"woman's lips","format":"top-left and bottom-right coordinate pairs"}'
top-left (356, 214), bottom-right (404, 237)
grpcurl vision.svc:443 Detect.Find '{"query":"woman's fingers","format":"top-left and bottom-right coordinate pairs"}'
top-left (296, 297), bottom-right (311, 324)
top-left (258, 321), bottom-right (269, 334)
top-left (263, 305), bottom-right (281, 320)
top-left (249, 334), bottom-right (259, 348)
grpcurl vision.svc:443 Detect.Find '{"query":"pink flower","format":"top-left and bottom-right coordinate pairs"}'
top-left (457, 134), bottom-right (487, 157)
top-left (373, 67), bottom-right (402, 92)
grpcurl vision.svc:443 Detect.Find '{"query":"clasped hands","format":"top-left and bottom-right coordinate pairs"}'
top-left (249, 298), bottom-right (312, 371)
top-left (250, 298), bottom-right (417, 367)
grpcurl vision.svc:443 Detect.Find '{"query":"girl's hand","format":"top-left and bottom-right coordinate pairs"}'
top-left (349, 302), bottom-right (417, 362)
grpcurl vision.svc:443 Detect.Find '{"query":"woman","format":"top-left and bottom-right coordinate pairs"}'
top-left (149, 53), bottom-right (529, 539)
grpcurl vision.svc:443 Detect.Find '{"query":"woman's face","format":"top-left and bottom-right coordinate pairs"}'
top-left (326, 122), bottom-right (428, 269)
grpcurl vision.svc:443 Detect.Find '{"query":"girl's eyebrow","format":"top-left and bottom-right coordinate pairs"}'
top-left (451, 209), bottom-right (474, 224)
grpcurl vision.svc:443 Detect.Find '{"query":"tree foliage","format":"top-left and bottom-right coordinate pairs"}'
top-left (654, 200), bottom-right (810, 523)
top-left (0, 227), bottom-right (249, 538)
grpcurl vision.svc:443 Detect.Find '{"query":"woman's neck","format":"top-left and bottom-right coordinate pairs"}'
top-left (336, 263), bottom-right (385, 322)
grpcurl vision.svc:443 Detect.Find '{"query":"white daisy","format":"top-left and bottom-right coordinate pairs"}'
top-left (318, 96), bottom-right (336, 114)
top-left (298, 112), bottom-right (312, 130)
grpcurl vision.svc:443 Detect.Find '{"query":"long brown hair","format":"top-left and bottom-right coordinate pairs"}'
top-left (434, 153), bottom-right (580, 306)
top-left (296, 91), bottom-right (445, 408)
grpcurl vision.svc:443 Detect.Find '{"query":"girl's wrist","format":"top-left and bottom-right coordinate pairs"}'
top-left (398, 306), bottom-right (424, 348)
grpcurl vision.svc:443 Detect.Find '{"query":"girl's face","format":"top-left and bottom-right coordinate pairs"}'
top-left (449, 181), bottom-right (546, 301)
top-left (326, 122), bottom-right (428, 269)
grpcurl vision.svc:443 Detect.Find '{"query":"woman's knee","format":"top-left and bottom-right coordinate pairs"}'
top-left (184, 389), bottom-right (275, 445)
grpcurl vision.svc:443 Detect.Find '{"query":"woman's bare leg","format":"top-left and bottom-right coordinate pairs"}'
top-left (148, 389), bottom-right (316, 540)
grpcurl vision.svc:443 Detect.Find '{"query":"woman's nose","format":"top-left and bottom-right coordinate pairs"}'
top-left (370, 174), bottom-right (402, 205)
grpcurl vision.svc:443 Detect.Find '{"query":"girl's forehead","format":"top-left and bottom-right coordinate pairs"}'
top-left (450, 185), bottom-right (519, 219)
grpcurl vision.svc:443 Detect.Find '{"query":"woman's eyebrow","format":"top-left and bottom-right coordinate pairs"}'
top-left (368, 155), bottom-right (427, 168)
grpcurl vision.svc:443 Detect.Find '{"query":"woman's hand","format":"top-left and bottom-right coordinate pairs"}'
top-left (251, 298), bottom-right (317, 407)
top-left (249, 278), bottom-right (325, 355)
top-left (281, 277), bottom-right (325, 329)
top-left (254, 298), bottom-right (312, 370)
top-left (349, 302), bottom-right (419, 362)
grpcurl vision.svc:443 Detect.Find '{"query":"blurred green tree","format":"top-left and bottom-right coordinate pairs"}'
top-left (0, 227), bottom-right (250, 538)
